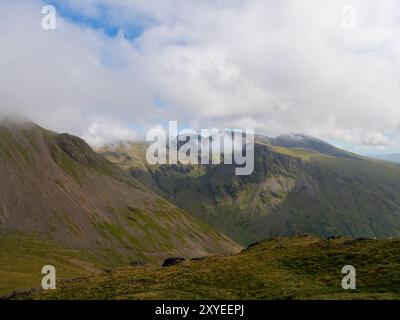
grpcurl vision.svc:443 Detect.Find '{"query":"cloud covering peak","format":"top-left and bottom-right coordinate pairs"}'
top-left (1, 0), bottom-right (400, 154)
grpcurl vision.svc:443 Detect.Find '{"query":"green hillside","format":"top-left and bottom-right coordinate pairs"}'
top-left (0, 121), bottom-right (241, 295)
top-left (12, 236), bottom-right (400, 300)
top-left (0, 231), bottom-right (102, 296)
top-left (101, 138), bottom-right (400, 246)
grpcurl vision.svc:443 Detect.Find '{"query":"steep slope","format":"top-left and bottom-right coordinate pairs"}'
top-left (0, 120), bottom-right (241, 271)
top-left (13, 236), bottom-right (400, 300)
top-left (100, 137), bottom-right (400, 245)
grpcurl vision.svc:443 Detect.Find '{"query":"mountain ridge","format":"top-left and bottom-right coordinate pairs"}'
top-left (100, 134), bottom-right (400, 245)
top-left (0, 120), bottom-right (241, 269)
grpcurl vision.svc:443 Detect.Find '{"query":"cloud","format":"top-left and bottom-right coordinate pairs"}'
top-left (82, 117), bottom-right (137, 147)
top-left (328, 129), bottom-right (392, 150)
top-left (0, 0), bottom-right (157, 137)
top-left (1, 0), bottom-right (400, 151)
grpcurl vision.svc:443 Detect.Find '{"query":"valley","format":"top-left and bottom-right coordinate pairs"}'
top-left (2, 120), bottom-right (400, 299)
top-left (101, 135), bottom-right (400, 245)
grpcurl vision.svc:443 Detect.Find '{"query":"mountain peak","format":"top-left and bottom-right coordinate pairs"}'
top-left (0, 115), bottom-right (35, 127)
top-left (273, 133), bottom-right (356, 159)
top-left (276, 133), bottom-right (323, 142)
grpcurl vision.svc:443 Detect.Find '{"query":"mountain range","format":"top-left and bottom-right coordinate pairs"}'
top-left (2, 120), bottom-right (400, 297)
top-left (100, 133), bottom-right (400, 245)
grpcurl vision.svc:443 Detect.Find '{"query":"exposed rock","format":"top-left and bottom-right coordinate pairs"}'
top-left (162, 257), bottom-right (185, 267)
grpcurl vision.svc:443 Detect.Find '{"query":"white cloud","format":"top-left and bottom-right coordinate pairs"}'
top-left (1, 0), bottom-right (400, 151)
top-left (328, 129), bottom-right (391, 150)
top-left (82, 117), bottom-right (137, 147)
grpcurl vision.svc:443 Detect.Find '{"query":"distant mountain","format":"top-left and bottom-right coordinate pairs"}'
top-left (272, 134), bottom-right (358, 159)
top-left (0, 120), bottom-right (240, 279)
top-left (372, 153), bottom-right (400, 164)
top-left (101, 134), bottom-right (400, 245)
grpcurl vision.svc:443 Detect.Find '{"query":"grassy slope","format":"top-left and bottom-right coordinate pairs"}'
top-left (271, 152), bottom-right (400, 238)
top-left (101, 141), bottom-right (400, 245)
top-left (13, 236), bottom-right (400, 300)
top-left (0, 232), bottom-right (103, 296)
top-left (0, 122), bottom-right (241, 295)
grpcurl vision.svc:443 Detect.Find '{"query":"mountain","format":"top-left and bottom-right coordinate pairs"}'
top-left (0, 120), bottom-right (241, 293)
top-left (100, 135), bottom-right (400, 245)
top-left (272, 134), bottom-right (358, 159)
top-left (372, 153), bottom-right (400, 164)
top-left (13, 236), bottom-right (400, 300)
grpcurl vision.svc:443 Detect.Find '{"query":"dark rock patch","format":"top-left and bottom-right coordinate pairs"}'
top-left (162, 257), bottom-right (185, 267)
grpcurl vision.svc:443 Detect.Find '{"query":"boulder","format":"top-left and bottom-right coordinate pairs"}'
top-left (162, 257), bottom-right (185, 267)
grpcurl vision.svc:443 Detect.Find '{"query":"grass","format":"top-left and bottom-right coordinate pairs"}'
top-left (11, 236), bottom-right (400, 300)
top-left (268, 145), bottom-right (316, 161)
top-left (0, 127), bottom-right (30, 163)
top-left (50, 144), bottom-right (84, 184)
top-left (0, 231), bottom-right (102, 296)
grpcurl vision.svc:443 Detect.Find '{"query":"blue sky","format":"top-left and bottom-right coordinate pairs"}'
top-left (44, 0), bottom-right (155, 40)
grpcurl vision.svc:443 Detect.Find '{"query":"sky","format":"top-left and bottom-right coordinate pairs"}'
top-left (1, 0), bottom-right (400, 155)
